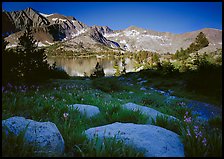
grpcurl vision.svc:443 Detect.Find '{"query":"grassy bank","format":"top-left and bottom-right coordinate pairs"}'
top-left (2, 74), bottom-right (222, 157)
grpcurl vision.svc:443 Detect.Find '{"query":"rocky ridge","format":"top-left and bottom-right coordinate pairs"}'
top-left (2, 7), bottom-right (222, 54)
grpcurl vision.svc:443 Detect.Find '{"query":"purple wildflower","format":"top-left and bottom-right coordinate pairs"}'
top-left (194, 126), bottom-right (199, 130)
top-left (7, 83), bottom-right (13, 88)
top-left (50, 96), bottom-right (55, 100)
top-left (196, 131), bottom-right (202, 138)
top-left (184, 116), bottom-right (192, 123)
top-left (187, 129), bottom-right (191, 136)
top-left (202, 137), bottom-right (207, 146)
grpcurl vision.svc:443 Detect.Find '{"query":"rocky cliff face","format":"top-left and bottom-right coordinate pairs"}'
top-left (2, 7), bottom-right (222, 54)
top-left (3, 7), bottom-right (120, 50)
top-left (104, 26), bottom-right (222, 54)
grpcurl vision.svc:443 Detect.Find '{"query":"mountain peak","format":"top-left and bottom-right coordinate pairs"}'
top-left (24, 7), bottom-right (37, 12)
top-left (125, 25), bottom-right (145, 31)
top-left (91, 25), bottom-right (113, 35)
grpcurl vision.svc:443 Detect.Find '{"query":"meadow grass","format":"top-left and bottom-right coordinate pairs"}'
top-left (2, 75), bottom-right (222, 157)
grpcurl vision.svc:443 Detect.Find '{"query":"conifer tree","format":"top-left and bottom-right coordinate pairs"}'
top-left (91, 62), bottom-right (105, 78)
top-left (16, 25), bottom-right (51, 83)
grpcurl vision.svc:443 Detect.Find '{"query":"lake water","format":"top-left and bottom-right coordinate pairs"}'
top-left (47, 56), bottom-right (141, 77)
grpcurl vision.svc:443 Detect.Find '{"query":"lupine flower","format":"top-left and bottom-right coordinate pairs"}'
top-left (7, 83), bottom-right (13, 88)
top-left (184, 116), bottom-right (192, 123)
top-left (178, 102), bottom-right (186, 107)
top-left (187, 129), bottom-right (191, 136)
top-left (194, 126), bottom-right (199, 130)
top-left (196, 131), bottom-right (202, 138)
top-left (202, 137), bottom-right (207, 146)
top-left (50, 96), bottom-right (55, 100)
top-left (2, 86), bottom-right (5, 93)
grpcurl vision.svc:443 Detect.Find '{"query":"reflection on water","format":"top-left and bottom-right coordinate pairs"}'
top-left (47, 56), bottom-right (138, 77)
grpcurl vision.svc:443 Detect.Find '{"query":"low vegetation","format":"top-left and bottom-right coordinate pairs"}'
top-left (2, 27), bottom-right (222, 157)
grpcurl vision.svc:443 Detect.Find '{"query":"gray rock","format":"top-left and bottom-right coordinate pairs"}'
top-left (137, 80), bottom-right (148, 85)
top-left (2, 116), bottom-right (64, 156)
top-left (122, 102), bottom-right (178, 123)
top-left (69, 104), bottom-right (100, 118)
top-left (85, 122), bottom-right (184, 157)
top-left (140, 87), bottom-right (147, 91)
top-left (137, 78), bottom-right (142, 81)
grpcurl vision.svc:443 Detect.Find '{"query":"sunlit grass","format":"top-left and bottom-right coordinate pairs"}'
top-left (2, 76), bottom-right (222, 157)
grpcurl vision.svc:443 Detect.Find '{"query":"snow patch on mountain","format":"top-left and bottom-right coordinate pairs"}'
top-left (52, 18), bottom-right (67, 22)
top-left (39, 12), bottom-right (53, 17)
top-left (104, 32), bottom-right (120, 37)
top-left (71, 29), bottom-right (87, 38)
top-left (37, 42), bottom-right (47, 47)
top-left (160, 43), bottom-right (172, 46)
top-left (45, 41), bottom-right (54, 45)
top-left (124, 30), bottom-right (140, 37)
top-left (120, 40), bottom-right (127, 44)
top-left (6, 44), bottom-right (17, 49)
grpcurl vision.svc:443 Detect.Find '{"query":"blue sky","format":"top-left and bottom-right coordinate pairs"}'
top-left (2, 2), bottom-right (222, 34)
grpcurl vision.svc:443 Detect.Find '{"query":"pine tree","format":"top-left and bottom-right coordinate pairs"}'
top-left (90, 62), bottom-right (105, 78)
top-left (16, 25), bottom-right (51, 83)
top-left (195, 32), bottom-right (209, 49)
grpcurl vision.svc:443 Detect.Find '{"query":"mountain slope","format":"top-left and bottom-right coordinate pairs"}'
top-left (2, 8), bottom-right (222, 54)
top-left (104, 26), bottom-right (222, 54)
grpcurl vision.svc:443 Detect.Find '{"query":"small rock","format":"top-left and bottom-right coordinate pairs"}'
top-left (85, 122), bottom-right (184, 157)
top-left (122, 103), bottom-right (178, 123)
top-left (2, 116), bottom-right (64, 156)
top-left (168, 89), bottom-right (174, 94)
top-left (118, 77), bottom-right (125, 81)
top-left (140, 87), bottom-right (147, 91)
top-left (69, 104), bottom-right (100, 118)
top-left (138, 80), bottom-right (148, 85)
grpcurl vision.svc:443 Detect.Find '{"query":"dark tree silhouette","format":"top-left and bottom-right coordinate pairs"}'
top-left (2, 37), bottom-right (19, 83)
top-left (90, 62), bottom-right (105, 78)
top-left (15, 25), bottom-right (52, 83)
top-left (2, 25), bottom-right (59, 84)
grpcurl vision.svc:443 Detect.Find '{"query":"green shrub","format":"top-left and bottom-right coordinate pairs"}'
top-left (102, 105), bottom-right (148, 124)
top-left (92, 77), bottom-right (123, 93)
top-left (50, 67), bottom-right (70, 79)
top-left (90, 62), bottom-right (105, 78)
top-left (179, 111), bottom-right (222, 157)
top-left (208, 116), bottom-right (222, 130)
top-left (151, 115), bottom-right (182, 135)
